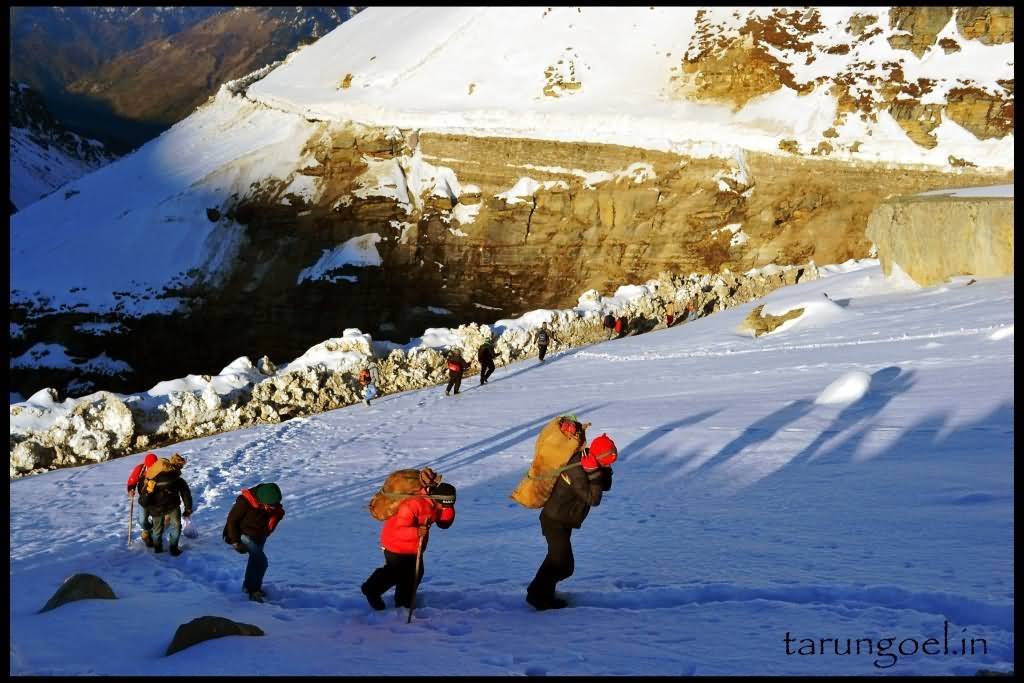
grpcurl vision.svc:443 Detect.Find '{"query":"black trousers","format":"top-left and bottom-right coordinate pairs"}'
top-left (527, 514), bottom-right (574, 600)
top-left (538, 344), bottom-right (549, 361)
top-left (364, 549), bottom-right (425, 608)
top-left (479, 359), bottom-right (495, 383)
top-left (446, 372), bottom-right (462, 394)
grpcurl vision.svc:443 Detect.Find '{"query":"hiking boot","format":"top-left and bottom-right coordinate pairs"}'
top-left (361, 583), bottom-right (385, 611)
top-left (526, 593), bottom-right (568, 611)
top-left (141, 532), bottom-right (154, 548)
top-left (169, 545), bottom-right (182, 557)
top-left (248, 590), bottom-right (266, 603)
top-left (153, 544), bottom-right (164, 554)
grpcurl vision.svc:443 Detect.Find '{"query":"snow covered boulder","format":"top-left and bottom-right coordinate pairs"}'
top-left (39, 573), bottom-right (117, 613)
top-left (10, 439), bottom-right (57, 475)
top-left (737, 304), bottom-right (806, 337)
top-left (47, 391), bottom-right (135, 465)
top-left (165, 616), bottom-right (264, 656)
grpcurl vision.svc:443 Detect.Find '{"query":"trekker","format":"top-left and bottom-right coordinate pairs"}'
top-left (614, 316), bottom-right (627, 337)
top-left (665, 310), bottom-right (675, 328)
top-left (602, 313), bottom-right (616, 340)
top-left (222, 482), bottom-right (285, 603)
top-left (361, 477), bottom-right (457, 610)
top-left (536, 322), bottom-right (559, 362)
top-left (359, 362), bottom-right (380, 406)
top-left (445, 348), bottom-right (467, 395)
top-left (478, 339), bottom-right (496, 385)
top-left (526, 434), bottom-right (617, 610)
top-left (138, 453), bottom-right (193, 556)
top-left (127, 452), bottom-right (158, 544)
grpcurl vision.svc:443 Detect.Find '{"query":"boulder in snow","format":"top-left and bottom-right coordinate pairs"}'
top-left (39, 573), bottom-right (117, 613)
top-left (737, 304), bottom-right (805, 337)
top-left (166, 616), bottom-right (264, 656)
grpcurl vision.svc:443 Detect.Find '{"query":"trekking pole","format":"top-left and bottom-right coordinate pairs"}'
top-left (407, 533), bottom-right (426, 623)
top-left (127, 492), bottom-right (135, 548)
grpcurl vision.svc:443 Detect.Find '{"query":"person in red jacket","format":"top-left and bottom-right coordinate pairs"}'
top-left (126, 452), bottom-right (158, 544)
top-left (361, 481), bottom-right (457, 610)
top-left (445, 348), bottom-right (467, 396)
top-left (222, 483), bottom-right (285, 603)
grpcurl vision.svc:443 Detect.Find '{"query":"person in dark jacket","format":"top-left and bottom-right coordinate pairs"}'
top-left (477, 340), bottom-right (496, 385)
top-left (602, 313), bottom-right (616, 340)
top-left (138, 453), bottom-right (193, 556)
top-left (445, 348), bottom-right (467, 395)
top-left (127, 452), bottom-right (158, 545)
top-left (222, 483), bottom-right (285, 603)
top-left (526, 434), bottom-right (617, 611)
top-left (361, 481), bottom-right (457, 610)
top-left (536, 322), bottom-right (559, 362)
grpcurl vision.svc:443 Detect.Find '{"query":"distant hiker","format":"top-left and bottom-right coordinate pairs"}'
top-left (614, 316), bottom-right (626, 337)
top-left (445, 348), bottom-right (467, 395)
top-left (361, 475), bottom-right (457, 610)
top-left (536, 322), bottom-right (559, 362)
top-left (526, 434), bottom-right (617, 611)
top-left (222, 482), bottom-right (285, 603)
top-left (665, 311), bottom-right (675, 328)
top-left (478, 339), bottom-right (496, 385)
top-left (359, 362), bottom-right (380, 406)
top-left (602, 313), bottom-right (616, 340)
top-left (127, 452), bottom-right (158, 545)
top-left (685, 301), bottom-right (696, 321)
top-left (138, 453), bottom-right (193, 556)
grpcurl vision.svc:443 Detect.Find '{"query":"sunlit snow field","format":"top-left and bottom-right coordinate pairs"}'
top-left (10, 262), bottom-right (1014, 675)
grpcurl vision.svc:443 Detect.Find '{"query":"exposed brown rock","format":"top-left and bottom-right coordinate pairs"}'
top-left (866, 192), bottom-right (1014, 286)
top-left (887, 7), bottom-right (955, 58)
top-left (886, 99), bottom-right (944, 148)
top-left (40, 574), bottom-right (116, 613)
top-left (166, 616), bottom-right (264, 656)
top-left (945, 87), bottom-right (1014, 139)
top-left (955, 7), bottom-right (1014, 45)
top-left (737, 304), bottom-right (805, 337)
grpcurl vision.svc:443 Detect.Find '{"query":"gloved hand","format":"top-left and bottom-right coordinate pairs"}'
top-left (233, 542), bottom-right (248, 554)
top-left (416, 525), bottom-right (429, 539)
top-left (127, 488), bottom-right (134, 497)
top-left (580, 449), bottom-right (600, 472)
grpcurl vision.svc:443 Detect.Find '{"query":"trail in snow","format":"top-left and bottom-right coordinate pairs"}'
top-left (9, 264), bottom-right (1013, 675)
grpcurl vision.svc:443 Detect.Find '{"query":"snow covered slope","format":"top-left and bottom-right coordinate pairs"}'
top-left (9, 263), bottom-right (1013, 675)
top-left (248, 7), bottom-right (1013, 167)
top-left (9, 82), bottom-right (115, 211)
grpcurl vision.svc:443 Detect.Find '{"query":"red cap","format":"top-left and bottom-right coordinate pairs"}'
top-left (144, 453), bottom-right (158, 467)
top-left (589, 434), bottom-right (618, 466)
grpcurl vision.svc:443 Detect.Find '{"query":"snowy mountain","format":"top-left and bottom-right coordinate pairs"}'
top-left (9, 82), bottom-right (116, 212)
top-left (9, 261), bottom-right (1014, 675)
top-left (8, 7), bottom-right (1014, 404)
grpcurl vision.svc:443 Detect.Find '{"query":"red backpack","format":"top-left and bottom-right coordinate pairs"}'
top-left (359, 369), bottom-right (371, 385)
top-left (447, 359), bottom-right (462, 373)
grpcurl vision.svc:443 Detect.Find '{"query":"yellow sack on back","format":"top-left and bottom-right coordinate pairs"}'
top-left (510, 416), bottom-right (588, 508)
top-left (368, 468), bottom-right (437, 521)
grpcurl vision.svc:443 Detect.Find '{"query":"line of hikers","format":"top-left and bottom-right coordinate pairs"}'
top-left (355, 305), bottom-right (698, 407)
top-left (125, 417), bottom-right (617, 611)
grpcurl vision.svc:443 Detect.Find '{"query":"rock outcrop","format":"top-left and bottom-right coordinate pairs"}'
top-left (866, 189), bottom-right (1014, 286)
top-left (738, 304), bottom-right (806, 337)
top-left (11, 263), bottom-right (819, 477)
top-left (39, 574), bottom-right (117, 613)
top-left (166, 616), bottom-right (264, 656)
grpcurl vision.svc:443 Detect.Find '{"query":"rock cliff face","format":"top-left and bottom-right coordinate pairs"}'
top-left (866, 188), bottom-right (1014, 286)
top-left (9, 6), bottom-right (1015, 402)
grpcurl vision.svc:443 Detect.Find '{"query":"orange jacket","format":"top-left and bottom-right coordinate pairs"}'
top-left (380, 494), bottom-right (455, 554)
